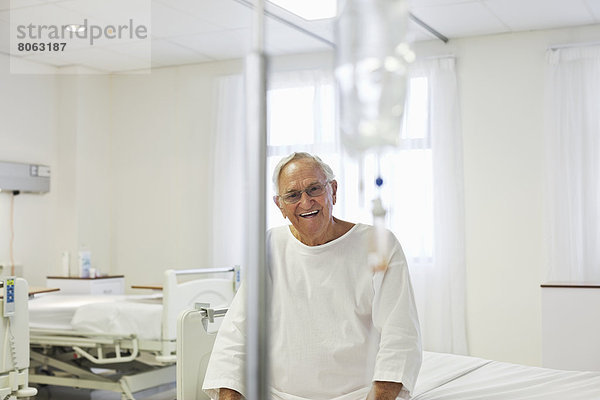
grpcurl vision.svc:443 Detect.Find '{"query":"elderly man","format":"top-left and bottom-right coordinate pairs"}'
top-left (203, 152), bottom-right (421, 400)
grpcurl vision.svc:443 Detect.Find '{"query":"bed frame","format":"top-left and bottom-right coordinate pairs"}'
top-left (28, 267), bottom-right (239, 400)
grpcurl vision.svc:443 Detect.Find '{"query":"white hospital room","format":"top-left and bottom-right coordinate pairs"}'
top-left (1, 0), bottom-right (600, 399)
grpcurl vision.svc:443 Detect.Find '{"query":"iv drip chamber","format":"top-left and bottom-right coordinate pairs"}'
top-left (335, 0), bottom-right (415, 155)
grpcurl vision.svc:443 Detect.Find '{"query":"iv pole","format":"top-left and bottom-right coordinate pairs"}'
top-left (243, 0), bottom-right (429, 397)
top-left (245, 0), bottom-right (269, 398)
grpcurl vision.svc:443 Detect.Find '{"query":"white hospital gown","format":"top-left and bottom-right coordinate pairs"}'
top-left (203, 223), bottom-right (422, 400)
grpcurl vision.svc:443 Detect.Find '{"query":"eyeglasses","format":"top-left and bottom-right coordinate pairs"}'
top-left (279, 181), bottom-right (330, 204)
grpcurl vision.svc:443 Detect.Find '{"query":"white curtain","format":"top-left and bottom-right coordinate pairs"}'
top-left (266, 69), bottom-right (340, 229)
top-left (407, 57), bottom-right (468, 354)
top-left (545, 46), bottom-right (600, 282)
top-left (211, 60), bottom-right (468, 354)
top-left (211, 75), bottom-right (246, 268)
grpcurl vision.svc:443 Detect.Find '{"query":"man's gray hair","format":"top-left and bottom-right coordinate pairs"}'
top-left (272, 152), bottom-right (335, 194)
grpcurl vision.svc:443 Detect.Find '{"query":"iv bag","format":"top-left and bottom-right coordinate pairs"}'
top-left (335, 0), bottom-right (414, 155)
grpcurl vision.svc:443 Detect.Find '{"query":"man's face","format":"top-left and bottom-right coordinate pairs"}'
top-left (274, 159), bottom-right (338, 244)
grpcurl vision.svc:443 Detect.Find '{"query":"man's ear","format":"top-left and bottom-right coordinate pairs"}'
top-left (273, 195), bottom-right (287, 219)
top-left (330, 180), bottom-right (338, 205)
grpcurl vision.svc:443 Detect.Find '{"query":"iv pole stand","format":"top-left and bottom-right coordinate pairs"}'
top-left (245, 0), bottom-right (269, 398)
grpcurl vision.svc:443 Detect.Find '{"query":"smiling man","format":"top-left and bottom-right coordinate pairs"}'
top-left (203, 152), bottom-right (422, 400)
top-left (273, 154), bottom-right (352, 247)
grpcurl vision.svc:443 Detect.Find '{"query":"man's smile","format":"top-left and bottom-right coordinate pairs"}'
top-left (299, 210), bottom-right (319, 218)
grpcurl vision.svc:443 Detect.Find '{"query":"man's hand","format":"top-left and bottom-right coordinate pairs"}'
top-left (366, 381), bottom-right (404, 400)
top-left (219, 388), bottom-right (243, 400)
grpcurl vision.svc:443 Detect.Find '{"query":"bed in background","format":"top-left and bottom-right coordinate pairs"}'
top-left (177, 306), bottom-right (600, 400)
top-left (28, 267), bottom-right (239, 400)
top-left (412, 352), bottom-right (600, 400)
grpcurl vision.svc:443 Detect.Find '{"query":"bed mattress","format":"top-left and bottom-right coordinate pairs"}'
top-left (413, 352), bottom-right (600, 400)
top-left (28, 293), bottom-right (164, 340)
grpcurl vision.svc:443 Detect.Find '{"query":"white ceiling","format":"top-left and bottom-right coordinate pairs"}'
top-left (1, 0), bottom-right (599, 73)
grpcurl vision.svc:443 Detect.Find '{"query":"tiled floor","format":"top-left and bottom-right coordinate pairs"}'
top-left (30, 383), bottom-right (176, 400)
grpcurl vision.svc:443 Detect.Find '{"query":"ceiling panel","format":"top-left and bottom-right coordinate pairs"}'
top-left (3, 0), bottom-right (600, 73)
top-left (97, 39), bottom-right (151, 63)
top-left (584, 0), bottom-right (600, 21)
top-left (7, 2), bottom-right (85, 28)
top-left (266, 19), bottom-right (331, 55)
top-left (0, 0), bottom-right (46, 11)
top-left (151, 1), bottom-right (222, 39)
top-left (21, 45), bottom-right (150, 73)
top-left (156, 0), bottom-right (253, 30)
top-left (169, 28), bottom-right (250, 60)
top-left (408, 0), bottom-right (476, 6)
top-left (21, 47), bottom-right (80, 67)
top-left (57, 0), bottom-right (151, 27)
top-left (484, 0), bottom-right (596, 31)
top-left (150, 39), bottom-right (212, 67)
top-left (57, 46), bottom-right (151, 72)
top-left (308, 24), bottom-right (334, 44)
top-left (409, 22), bottom-right (445, 42)
top-left (412, 1), bottom-right (509, 38)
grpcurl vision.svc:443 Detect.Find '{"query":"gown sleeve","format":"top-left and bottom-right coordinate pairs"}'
top-left (371, 230), bottom-right (423, 398)
top-left (202, 282), bottom-right (248, 399)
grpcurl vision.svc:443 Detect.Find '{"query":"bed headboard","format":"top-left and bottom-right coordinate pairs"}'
top-left (161, 267), bottom-right (239, 341)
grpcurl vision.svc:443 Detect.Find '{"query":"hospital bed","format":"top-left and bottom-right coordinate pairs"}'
top-left (1, 277), bottom-right (37, 400)
top-left (28, 267), bottom-right (239, 400)
top-left (178, 306), bottom-right (600, 400)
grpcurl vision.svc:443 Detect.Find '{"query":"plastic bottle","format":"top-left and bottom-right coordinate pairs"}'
top-left (78, 247), bottom-right (91, 278)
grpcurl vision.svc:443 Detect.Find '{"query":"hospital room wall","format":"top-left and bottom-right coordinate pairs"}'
top-left (0, 53), bottom-right (310, 288)
top-left (0, 56), bottom-right (246, 288)
top-left (0, 56), bottom-right (59, 285)
top-left (416, 24), bottom-right (600, 366)
top-left (0, 56), bottom-right (112, 286)
top-left (109, 60), bottom-right (243, 286)
top-left (56, 69), bottom-right (112, 283)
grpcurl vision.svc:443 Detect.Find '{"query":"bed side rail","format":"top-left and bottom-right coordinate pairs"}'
top-left (168, 265), bottom-right (241, 291)
top-left (160, 266), bottom-right (239, 355)
top-left (177, 303), bottom-right (228, 400)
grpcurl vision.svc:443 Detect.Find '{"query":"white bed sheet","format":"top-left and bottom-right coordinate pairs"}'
top-left (29, 293), bottom-right (163, 340)
top-left (413, 353), bottom-right (600, 400)
top-left (413, 351), bottom-right (491, 396)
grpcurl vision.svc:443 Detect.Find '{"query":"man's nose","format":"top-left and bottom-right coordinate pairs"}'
top-left (299, 191), bottom-right (313, 206)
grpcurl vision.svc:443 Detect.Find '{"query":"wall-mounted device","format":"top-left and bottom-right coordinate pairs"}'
top-left (2, 277), bottom-right (15, 317)
top-left (0, 160), bottom-right (50, 193)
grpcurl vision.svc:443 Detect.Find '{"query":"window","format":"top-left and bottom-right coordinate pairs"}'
top-left (347, 77), bottom-right (433, 265)
top-left (267, 71), bottom-right (433, 266)
top-left (266, 70), bottom-right (338, 229)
